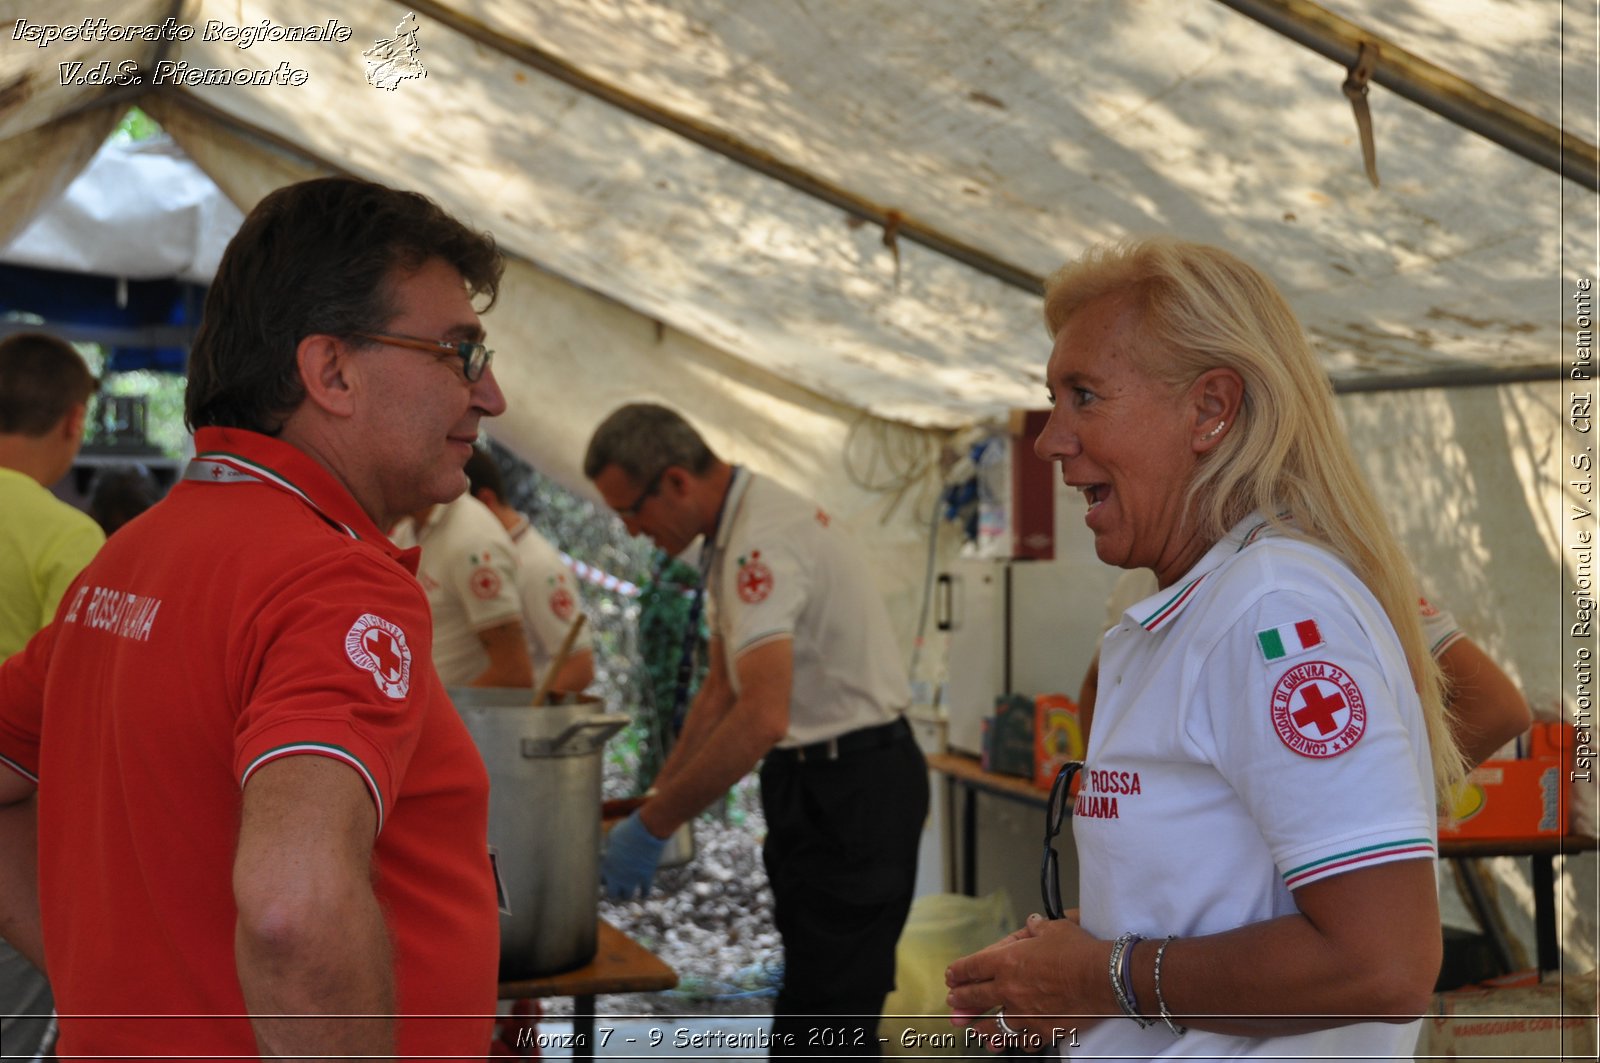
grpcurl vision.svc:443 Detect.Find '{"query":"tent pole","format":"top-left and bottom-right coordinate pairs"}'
top-left (404, 0), bottom-right (1045, 295)
top-left (1216, 0), bottom-right (1598, 190)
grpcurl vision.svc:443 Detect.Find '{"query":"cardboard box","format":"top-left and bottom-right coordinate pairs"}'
top-left (1034, 693), bottom-right (1084, 791)
top-left (981, 694), bottom-right (1036, 779)
top-left (1440, 723), bottom-right (1574, 840)
top-left (1416, 968), bottom-right (1597, 1062)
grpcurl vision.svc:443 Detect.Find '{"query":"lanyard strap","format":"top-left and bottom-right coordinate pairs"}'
top-left (184, 453), bottom-right (359, 540)
top-left (667, 465), bottom-right (743, 730)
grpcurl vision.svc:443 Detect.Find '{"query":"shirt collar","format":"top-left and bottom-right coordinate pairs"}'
top-left (709, 465), bottom-right (752, 556)
top-left (506, 513), bottom-right (531, 543)
top-left (1124, 512), bottom-right (1281, 634)
top-left (186, 426), bottom-right (417, 572)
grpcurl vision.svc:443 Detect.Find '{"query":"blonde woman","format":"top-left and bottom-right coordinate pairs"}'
top-left (947, 238), bottom-right (1462, 1059)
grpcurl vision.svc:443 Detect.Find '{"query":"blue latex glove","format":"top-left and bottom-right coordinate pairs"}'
top-left (602, 810), bottom-right (668, 900)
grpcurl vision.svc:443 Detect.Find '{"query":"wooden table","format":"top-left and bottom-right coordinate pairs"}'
top-left (928, 751), bottom-right (1597, 972)
top-left (497, 919), bottom-right (678, 1057)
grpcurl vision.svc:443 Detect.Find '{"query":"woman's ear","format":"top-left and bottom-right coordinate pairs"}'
top-left (1190, 367), bottom-right (1244, 453)
top-left (295, 334), bottom-right (356, 417)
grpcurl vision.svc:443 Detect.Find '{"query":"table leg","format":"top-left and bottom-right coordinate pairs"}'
top-left (574, 995), bottom-right (596, 1059)
top-left (1532, 854), bottom-right (1557, 972)
top-left (962, 784), bottom-right (977, 897)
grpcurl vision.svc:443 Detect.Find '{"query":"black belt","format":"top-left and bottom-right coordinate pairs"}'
top-left (770, 716), bottom-right (911, 764)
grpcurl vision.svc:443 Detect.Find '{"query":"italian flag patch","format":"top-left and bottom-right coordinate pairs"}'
top-left (1257, 619), bottom-right (1323, 662)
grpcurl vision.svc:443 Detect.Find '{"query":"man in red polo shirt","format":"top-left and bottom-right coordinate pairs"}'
top-left (0, 177), bottom-right (506, 1058)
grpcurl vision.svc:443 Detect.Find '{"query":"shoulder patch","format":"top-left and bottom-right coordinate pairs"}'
top-left (469, 565), bottom-right (502, 600)
top-left (345, 613), bottom-right (413, 700)
top-left (1270, 660), bottom-right (1365, 759)
top-left (1256, 618), bottom-right (1323, 663)
top-left (549, 584), bottom-right (576, 622)
top-left (736, 550), bottom-right (774, 604)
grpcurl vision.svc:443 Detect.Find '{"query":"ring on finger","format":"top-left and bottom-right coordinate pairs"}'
top-left (995, 1008), bottom-right (1019, 1037)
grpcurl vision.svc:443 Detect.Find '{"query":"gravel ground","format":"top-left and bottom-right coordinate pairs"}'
top-left (544, 778), bottom-right (781, 1018)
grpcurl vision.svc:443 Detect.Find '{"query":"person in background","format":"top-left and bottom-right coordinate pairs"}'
top-left (1081, 569), bottom-right (1531, 767)
top-left (946, 237), bottom-right (1462, 1058)
top-left (88, 464), bottom-right (163, 537)
top-left (0, 176), bottom-right (506, 1058)
top-left (585, 403), bottom-right (927, 1056)
top-left (0, 331), bottom-right (101, 1063)
top-left (390, 490), bottom-right (536, 689)
top-left (463, 446), bottom-right (594, 693)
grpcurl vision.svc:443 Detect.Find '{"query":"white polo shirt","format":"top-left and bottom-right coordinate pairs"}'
top-left (1072, 515), bottom-right (1434, 1060)
top-left (704, 469), bottom-right (908, 747)
top-left (391, 495), bottom-right (523, 687)
top-left (506, 515), bottom-right (593, 677)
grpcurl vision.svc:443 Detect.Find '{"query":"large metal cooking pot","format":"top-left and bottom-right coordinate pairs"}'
top-left (451, 687), bottom-right (628, 980)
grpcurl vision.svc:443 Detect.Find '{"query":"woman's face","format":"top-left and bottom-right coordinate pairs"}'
top-left (1034, 293), bottom-right (1209, 587)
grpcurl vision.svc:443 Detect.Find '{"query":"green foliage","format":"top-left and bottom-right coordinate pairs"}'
top-left (112, 106), bottom-right (162, 143)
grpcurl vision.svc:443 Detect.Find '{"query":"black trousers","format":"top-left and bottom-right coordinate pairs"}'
top-left (759, 724), bottom-right (929, 1058)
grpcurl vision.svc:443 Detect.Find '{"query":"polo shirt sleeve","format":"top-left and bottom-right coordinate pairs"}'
top-left (0, 621), bottom-right (57, 784)
top-left (518, 540), bottom-right (590, 658)
top-left (1418, 594), bottom-right (1466, 659)
top-left (442, 524), bottom-right (523, 634)
top-left (231, 551), bottom-right (437, 834)
top-left (718, 538), bottom-right (806, 659)
top-left (1191, 584), bottom-right (1436, 893)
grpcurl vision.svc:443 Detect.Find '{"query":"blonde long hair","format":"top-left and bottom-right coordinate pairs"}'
top-left (1045, 237), bottom-right (1465, 800)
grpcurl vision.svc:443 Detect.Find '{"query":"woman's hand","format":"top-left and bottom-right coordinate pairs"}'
top-left (945, 911), bottom-right (1111, 1052)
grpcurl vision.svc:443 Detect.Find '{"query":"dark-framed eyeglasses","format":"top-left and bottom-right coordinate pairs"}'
top-left (1041, 760), bottom-right (1083, 921)
top-left (354, 331), bottom-right (493, 382)
top-left (615, 467), bottom-right (668, 521)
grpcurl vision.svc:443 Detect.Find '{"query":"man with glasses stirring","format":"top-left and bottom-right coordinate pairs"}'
top-left (584, 403), bottom-right (928, 1057)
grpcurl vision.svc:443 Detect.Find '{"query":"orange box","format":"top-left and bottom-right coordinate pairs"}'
top-left (1034, 693), bottom-right (1084, 790)
top-left (1439, 723), bottom-right (1573, 840)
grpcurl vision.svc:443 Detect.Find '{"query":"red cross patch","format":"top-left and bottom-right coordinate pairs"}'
top-left (737, 551), bottom-right (774, 604)
top-left (1270, 660), bottom-right (1365, 758)
top-left (549, 585), bottom-right (576, 622)
top-left (344, 613), bottom-right (413, 700)
top-left (469, 565), bottom-right (502, 600)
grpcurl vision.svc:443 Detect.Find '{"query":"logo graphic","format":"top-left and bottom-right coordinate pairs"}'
top-left (1269, 660), bottom-right (1366, 759)
top-left (736, 550), bottom-right (774, 604)
top-left (470, 565), bottom-right (502, 600)
top-left (549, 585), bottom-right (576, 622)
top-left (814, 508), bottom-right (831, 528)
top-left (345, 613), bottom-right (412, 699)
top-left (363, 11), bottom-right (426, 91)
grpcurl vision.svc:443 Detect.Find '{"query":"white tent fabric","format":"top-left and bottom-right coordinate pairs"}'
top-left (1, 0), bottom-right (1595, 971)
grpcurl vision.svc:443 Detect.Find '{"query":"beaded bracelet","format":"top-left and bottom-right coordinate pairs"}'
top-left (1108, 932), bottom-right (1152, 1027)
top-left (1153, 935), bottom-right (1187, 1037)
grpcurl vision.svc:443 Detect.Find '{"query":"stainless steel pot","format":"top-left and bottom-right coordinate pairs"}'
top-left (450, 688), bottom-right (628, 980)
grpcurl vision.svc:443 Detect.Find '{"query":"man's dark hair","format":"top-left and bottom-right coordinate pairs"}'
top-left (463, 446), bottom-right (506, 502)
top-left (89, 465), bottom-right (162, 536)
top-left (583, 403), bottom-right (716, 483)
top-left (0, 332), bottom-right (96, 436)
top-left (185, 177), bottom-right (503, 434)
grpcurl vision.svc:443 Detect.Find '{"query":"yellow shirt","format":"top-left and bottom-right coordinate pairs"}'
top-left (0, 466), bottom-right (104, 660)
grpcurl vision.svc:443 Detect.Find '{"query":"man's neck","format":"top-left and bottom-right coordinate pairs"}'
top-left (698, 461), bottom-right (737, 539)
top-left (0, 434), bottom-right (68, 488)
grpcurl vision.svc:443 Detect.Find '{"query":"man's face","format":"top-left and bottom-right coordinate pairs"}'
top-left (352, 257), bottom-right (506, 527)
top-left (592, 463), bottom-right (700, 557)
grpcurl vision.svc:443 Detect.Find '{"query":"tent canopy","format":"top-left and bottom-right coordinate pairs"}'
top-left (1, 1), bottom-right (1587, 434)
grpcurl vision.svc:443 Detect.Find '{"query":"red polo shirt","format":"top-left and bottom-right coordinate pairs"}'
top-left (0, 427), bottom-right (498, 1058)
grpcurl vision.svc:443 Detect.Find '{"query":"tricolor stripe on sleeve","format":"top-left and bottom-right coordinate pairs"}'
top-left (0, 751), bottom-right (38, 785)
top-left (240, 743), bottom-right (385, 835)
top-left (1282, 837), bottom-right (1436, 889)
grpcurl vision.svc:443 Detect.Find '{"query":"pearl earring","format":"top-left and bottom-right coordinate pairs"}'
top-left (1204, 420), bottom-right (1227, 440)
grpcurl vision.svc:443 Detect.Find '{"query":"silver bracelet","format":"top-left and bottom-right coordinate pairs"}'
top-left (1153, 935), bottom-right (1187, 1037)
top-left (1108, 932), bottom-right (1152, 1027)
